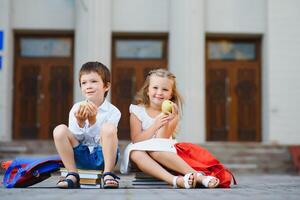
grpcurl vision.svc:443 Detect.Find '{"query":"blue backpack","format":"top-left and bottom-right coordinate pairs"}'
top-left (2, 155), bottom-right (63, 188)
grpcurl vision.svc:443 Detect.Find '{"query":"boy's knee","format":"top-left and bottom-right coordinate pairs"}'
top-left (53, 124), bottom-right (68, 139)
top-left (101, 123), bottom-right (117, 138)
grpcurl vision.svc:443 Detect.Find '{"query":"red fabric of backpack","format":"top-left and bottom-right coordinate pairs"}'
top-left (175, 142), bottom-right (237, 188)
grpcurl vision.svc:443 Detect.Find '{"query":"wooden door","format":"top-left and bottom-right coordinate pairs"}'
top-left (13, 34), bottom-right (73, 140)
top-left (206, 38), bottom-right (261, 141)
top-left (112, 35), bottom-right (168, 140)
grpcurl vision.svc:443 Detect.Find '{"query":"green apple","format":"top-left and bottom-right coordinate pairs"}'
top-left (80, 100), bottom-right (88, 108)
top-left (161, 100), bottom-right (173, 114)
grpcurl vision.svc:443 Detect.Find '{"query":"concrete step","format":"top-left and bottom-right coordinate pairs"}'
top-left (201, 142), bottom-right (296, 174)
top-left (0, 141), bottom-right (297, 174)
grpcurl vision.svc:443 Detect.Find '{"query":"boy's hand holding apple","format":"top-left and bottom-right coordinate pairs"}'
top-left (85, 101), bottom-right (98, 126)
top-left (75, 101), bottom-right (89, 127)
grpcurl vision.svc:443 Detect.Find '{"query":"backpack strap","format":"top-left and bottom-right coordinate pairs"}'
top-left (3, 164), bottom-right (23, 188)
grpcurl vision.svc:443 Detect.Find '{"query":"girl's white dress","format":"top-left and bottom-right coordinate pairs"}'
top-left (120, 104), bottom-right (177, 174)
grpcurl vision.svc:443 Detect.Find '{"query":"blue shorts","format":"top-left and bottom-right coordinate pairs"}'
top-left (73, 143), bottom-right (119, 170)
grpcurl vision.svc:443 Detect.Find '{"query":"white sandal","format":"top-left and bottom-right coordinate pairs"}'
top-left (172, 176), bottom-right (179, 188)
top-left (172, 173), bottom-right (196, 189)
top-left (196, 172), bottom-right (219, 188)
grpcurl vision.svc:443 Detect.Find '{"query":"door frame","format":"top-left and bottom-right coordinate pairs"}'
top-left (111, 33), bottom-right (168, 140)
top-left (13, 31), bottom-right (74, 140)
top-left (205, 35), bottom-right (262, 142)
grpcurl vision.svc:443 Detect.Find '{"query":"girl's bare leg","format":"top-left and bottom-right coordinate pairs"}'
top-left (130, 150), bottom-right (192, 188)
top-left (149, 151), bottom-right (219, 187)
top-left (149, 151), bottom-right (195, 174)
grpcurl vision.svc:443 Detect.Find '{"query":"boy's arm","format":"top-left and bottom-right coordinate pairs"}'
top-left (87, 107), bottom-right (121, 134)
top-left (68, 103), bottom-right (86, 135)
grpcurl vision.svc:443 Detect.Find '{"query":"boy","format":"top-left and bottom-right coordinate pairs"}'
top-left (53, 61), bottom-right (121, 189)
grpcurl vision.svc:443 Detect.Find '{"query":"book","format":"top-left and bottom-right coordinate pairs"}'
top-left (80, 178), bottom-right (101, 185)
top-left (132, 179), bottom-right (168, 186)
top-left (132, 179), bottom-right (170, 188)
top-left (80, 184), bottom-right (101, 189)
top-left (134, 171), bottom-right (176, 179)
top-left (131, 184), bottom-right (171, 189)
top-left (60, 168), bottom-right (103, 179)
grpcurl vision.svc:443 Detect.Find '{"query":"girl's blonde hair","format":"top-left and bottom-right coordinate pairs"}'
top-left (134, 68), bottom-right (183, 116)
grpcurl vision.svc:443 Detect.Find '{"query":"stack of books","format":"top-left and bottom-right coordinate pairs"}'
top-left (60, 168), bottom-right (103, 188)
top-left (132, 171), bottom-right (169, 188)
top-left (130, 162), bottom-right (172, 188)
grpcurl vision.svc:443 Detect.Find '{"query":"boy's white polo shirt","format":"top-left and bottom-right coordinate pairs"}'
top-left (68, 99), bottom-right (121, 149)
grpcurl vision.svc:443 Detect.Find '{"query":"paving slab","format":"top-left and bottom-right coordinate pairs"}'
top-left (1, 174), bottom-right (300, 200)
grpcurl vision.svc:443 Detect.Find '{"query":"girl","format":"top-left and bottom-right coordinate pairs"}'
top-left (120, 69), bottom-right (219, 189)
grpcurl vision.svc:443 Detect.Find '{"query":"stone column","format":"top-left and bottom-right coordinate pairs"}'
top-left (74, 0), bottom-right (112, 101)
top-left (169, 0), bottom-right (205, 143)
top-left (0, 0), bottom-right (13, 141)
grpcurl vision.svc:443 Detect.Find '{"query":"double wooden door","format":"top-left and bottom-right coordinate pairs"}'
top-left (111, 35), bottom-right (168, 140)
top-left (206, 38), bottom-right (261, 141)
top-left (13, 34), bottom-right (73, 139)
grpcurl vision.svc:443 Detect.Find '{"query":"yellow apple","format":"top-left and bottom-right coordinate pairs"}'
top-left (161, 100), bottom-right (173, 114)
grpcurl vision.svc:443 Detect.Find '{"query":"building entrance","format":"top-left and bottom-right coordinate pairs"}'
top-left (13, 33), bottom-right (74, 139)
top-left (206, 37), bottom-right (261, 141)
top-left (111, 34), bottom-right (168, 140)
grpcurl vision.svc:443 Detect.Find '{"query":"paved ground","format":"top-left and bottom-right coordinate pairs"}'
top-left (1, 173), bottom-right (300, 200)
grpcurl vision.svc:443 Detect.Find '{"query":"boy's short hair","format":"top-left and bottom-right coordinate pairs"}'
top-left (79, 61), bottom-right (111, 97)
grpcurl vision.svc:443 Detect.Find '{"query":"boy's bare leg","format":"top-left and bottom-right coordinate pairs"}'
top-left (53, 124), bottom-right (79, 186)
top-left (148, 151), bottom-right (219, 187)
top-left (131, 150), bottom-right (192, 188)
top-left (100, 123), bottom-right (118, 185)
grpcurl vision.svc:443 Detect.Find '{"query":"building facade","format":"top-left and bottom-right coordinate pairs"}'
top-left (0, 0), bottom-right (299, 144)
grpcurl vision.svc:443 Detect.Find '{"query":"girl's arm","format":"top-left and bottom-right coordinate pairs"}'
top-left (156, 114), bottom-right (179, 138)
top-left (156, 103), bottom-right (179, 138)
top-left (130, 113), bottom-right (169, 143)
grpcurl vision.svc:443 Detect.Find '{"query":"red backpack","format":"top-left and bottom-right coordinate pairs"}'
top-left (175, 142), bottom-right (237, 188)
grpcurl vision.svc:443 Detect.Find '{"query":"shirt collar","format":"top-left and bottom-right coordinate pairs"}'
top-left (99, 99), bottom-right (109, 112)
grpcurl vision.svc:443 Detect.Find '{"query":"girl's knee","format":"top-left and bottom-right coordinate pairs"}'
top-left (148, 151), bottom-right (162, 159)
top-left (53, 124), bottom-right (68, 139)
top-left (130, 151), bottom-right (146, 162)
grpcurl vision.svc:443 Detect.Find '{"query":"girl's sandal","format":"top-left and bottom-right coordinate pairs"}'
top-left (57, 172), bottom-right (80, 189)
top-left (196, 172), bottom-right (219, 188)
top-left (172, 173), bottom-right (196, 189)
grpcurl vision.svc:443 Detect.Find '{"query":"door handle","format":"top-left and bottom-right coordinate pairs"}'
top-left (225, 78), bottom-right (230, 131)
top-left (37, 94), bottom-right (45, 104)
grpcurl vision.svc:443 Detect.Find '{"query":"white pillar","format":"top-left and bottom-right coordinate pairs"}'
top-left (169, 0), bottom-right (205, 143)
top-left (0, 0), bottom-right (13, 141)
top-left (74, 0), bottom-right (112, 102)
top-left (264, 0), bottom-right (300, 144)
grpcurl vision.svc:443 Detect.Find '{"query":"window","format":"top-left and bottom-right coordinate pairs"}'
top-left (115, 39), bottom-right (164, 59)
top-left (20, 38), bottom-right (72, 57)
top-left (208, 40), bottom-right (256, 60)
